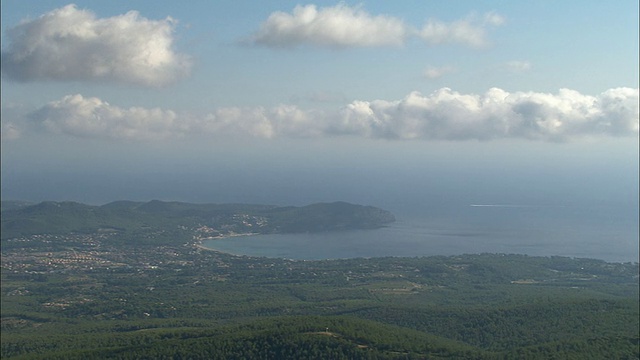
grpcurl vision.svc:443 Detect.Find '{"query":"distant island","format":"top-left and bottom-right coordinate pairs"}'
top-left (0, 200), bottom-right (395, 246)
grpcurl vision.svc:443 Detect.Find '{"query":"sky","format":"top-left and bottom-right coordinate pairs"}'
top-left (1, 1), bottom-right (638, 213)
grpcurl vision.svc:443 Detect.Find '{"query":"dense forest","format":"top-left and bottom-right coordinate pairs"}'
top-left (1, 201), bottom-right (638, 359)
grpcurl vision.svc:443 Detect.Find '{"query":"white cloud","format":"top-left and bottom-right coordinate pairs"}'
top-left (29, 94), bottom-right (183, 140)
top-left (24, 88), bottom-right (639, 142)
top-left (250, 4), bottom-right (407, 48)
top-left (419, 12), bottom-right (505, 48)
top-left (1, 4), bottom-right (191, 86)
top-left (337, 88), bottom-right (639, 141)
top-left (505, 60), bottom-right (532, 73)
top-left (483, 11), bottom-right (506, 26)
top-left (197, 105), bottom-right (322, 139)
top-left (423, 65), bottom-right (456, 79)
top-left (26, 95), bottom-right (322, 140)
top-left (250, 5), bottom-right (506, 49)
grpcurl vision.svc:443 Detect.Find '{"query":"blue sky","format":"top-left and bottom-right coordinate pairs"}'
top-left (1, 1), bottom-right (638, 208)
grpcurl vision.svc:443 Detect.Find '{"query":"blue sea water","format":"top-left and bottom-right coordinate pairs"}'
top-left (203, 203), bottom-right (639, 263)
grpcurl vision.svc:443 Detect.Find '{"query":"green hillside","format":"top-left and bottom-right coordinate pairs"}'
top-left (1, 250), bottom-right (637, 359)
top-left (1, 200), bottom-right (637, 359)
top-left (0, 200), bottom-right (396, 243)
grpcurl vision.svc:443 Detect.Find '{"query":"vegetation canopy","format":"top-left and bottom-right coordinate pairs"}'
top-left (1, 200), bottom-right (638, 359)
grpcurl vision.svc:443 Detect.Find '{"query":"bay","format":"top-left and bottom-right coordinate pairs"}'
top-left (203, 204), bottom-right (639, 263)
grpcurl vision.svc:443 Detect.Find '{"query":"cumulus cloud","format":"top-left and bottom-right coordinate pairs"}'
top-left (423, 65), bottom-right (456, 79)
top-left (248, 4), bottom-right (505, 49)
top-left (336, 87), bottom-right (639, 141)
top-left (419, 11), bottom-right (505, 48)
top-left (249, 4), bottom-right (407, 48)
top-left (29, 94), bottom-right (183, 140)
top-left (26, 94), bottom-right (323, 140)
top-left (24, 88), bottom-right (639, 142)
top-left (1, 4), bottom-right (191, 86)
top-left (196, 105), bottom-right (322, 139)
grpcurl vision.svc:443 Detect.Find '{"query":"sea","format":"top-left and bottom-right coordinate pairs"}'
top-left (4, 138), bottom-right (638, 263)
top-left (203, 203), bottom-right (639, 263)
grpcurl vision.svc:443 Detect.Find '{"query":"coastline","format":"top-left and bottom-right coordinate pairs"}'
top-left (193, 232), bottom-right (260, 255)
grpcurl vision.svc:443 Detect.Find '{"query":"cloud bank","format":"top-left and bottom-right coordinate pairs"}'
top-left (19, 88), bottom-right (639, 142)
top-left (250, 4), bottom-right (503, 48)
top-left (337, 88), bottom-right (638, 140)
top-left (1, 4), bottom-right (191, 86)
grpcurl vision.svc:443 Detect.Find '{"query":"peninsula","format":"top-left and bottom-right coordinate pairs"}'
top-left (1, 200), bottom-right (396, 246)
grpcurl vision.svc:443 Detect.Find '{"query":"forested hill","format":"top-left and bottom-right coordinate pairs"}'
top-left (0, 200), bottom-right (395, 242)
top-left (1, 199), bottom-right (638, 359)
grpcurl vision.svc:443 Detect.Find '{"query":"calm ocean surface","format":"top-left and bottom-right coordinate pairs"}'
top-left (203, 204), bottom-right (639, 263)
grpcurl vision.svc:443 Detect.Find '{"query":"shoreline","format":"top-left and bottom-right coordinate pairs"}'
top-left (193, 232), bottom-right (260, 256)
